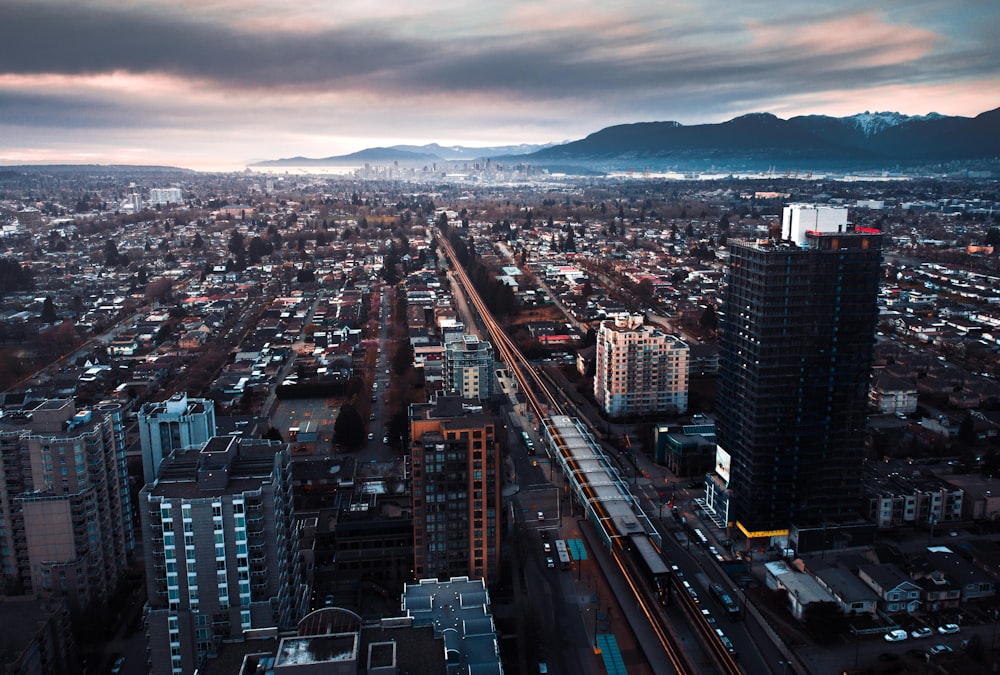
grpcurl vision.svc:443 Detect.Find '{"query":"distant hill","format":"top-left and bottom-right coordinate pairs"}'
top-left (519, 108), bottom-right (1000, 172)
top-left (250, 142), bottom-right (557, 168)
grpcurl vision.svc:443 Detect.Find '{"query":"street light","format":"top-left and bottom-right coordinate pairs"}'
top-left (992, 608), bottom-right (999, 650)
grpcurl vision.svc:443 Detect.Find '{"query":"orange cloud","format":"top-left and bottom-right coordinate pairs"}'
top-left (768, 80), bottom-right (1000, 119)
top-left (748, 12), bottom-right (938, 67)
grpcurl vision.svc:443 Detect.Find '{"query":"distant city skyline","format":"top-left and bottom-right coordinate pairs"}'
top-left (2, 0), bottom-right (998, 172)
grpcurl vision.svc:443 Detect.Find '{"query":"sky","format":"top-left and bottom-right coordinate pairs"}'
top-left (1, 0), bottom-right (998, 172)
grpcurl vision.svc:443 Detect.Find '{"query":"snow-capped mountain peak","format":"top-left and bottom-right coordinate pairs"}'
top-left (844, 111), bottom-right (944, 136)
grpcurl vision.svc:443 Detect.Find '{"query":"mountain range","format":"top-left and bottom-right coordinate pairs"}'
top-left (250, 108), bottom-right (1000, 173)
top-left (250, 142), bottom-right (559, 167)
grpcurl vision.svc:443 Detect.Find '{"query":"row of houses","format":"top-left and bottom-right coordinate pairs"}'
top-left (766, 545), bottom-right (997, 621)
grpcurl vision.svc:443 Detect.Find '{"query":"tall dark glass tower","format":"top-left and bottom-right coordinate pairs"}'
top-left (717, 224), bottom-right (882, 535)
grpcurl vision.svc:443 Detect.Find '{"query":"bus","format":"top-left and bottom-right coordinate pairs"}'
top-left (521, 430), bottom-right (535, 455)
top-left (554, 539), bottom-right (571, 570)
top-left (709, 582), bottom-right (741, 619)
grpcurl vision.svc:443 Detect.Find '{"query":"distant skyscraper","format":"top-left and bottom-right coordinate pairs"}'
top-left (444, 334), bottom-right (495, 400)
top-left (139, 436), bottom-right (305, 675)
top-left (717, 209), bottom-right (882, 536)
top-left (594, 313), bottom-right (689, 419)
top-left (125, 182), bottom-right (142, 212)
top-left (0, 399), bottom-right (132, 614)
top-left (409, 392), bottom-right (499, 583)
top-left (138, 393), bottom-right (216, 485)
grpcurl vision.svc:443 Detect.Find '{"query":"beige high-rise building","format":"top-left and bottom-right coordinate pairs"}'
top-left (594, 314), bottom-right (689, 419)
top-left (0, 399), bottom-right (132, 615)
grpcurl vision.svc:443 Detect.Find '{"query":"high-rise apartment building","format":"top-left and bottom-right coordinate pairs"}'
top-left (139, 436), bottom-right (306, 675)
top-left (0, 399), bottom-right (131, 614)
top-left (717, 209), bottom-right (882, 536)
top-left (149, 187), bottom-right (183, 206)
top-left (138, 393), bottom-right (216, 485)
top-left (444, 334), bottom-right (495, 400)
top-left (594, 314), bottom-right (689, 419)
top-left (409, 392), bottom-right (499, 583)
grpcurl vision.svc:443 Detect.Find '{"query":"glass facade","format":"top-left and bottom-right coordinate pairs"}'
top-left (718, 232), bottom-right (882, 532)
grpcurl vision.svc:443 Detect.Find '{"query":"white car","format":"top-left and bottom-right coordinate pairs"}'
top-left (911, 627), bottom-right (933, 639)
top-left (938, 623), bottom-right (960, 634)
top-left (929, 644), bottom-right (953, 655)
top-left (884, 629), bottom-right (908, 642)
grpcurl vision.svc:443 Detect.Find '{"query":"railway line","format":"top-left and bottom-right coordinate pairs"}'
top-left (436, 230), bottom-right (742, 675)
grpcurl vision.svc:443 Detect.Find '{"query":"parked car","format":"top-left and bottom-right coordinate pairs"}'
top-left (545, 557), bottom-right (555, 569)
top-left (929, 644), bottom-right (953, 655)
top-left (110, 655), bottom-right (126, 675)
top-left (911, 627), bottom-right (934, 639)
top-left (884, 629), bottom-right (908, 642)
top-left (938, 623), bottom-right (960, 634)
top-left (367, 432), bottom-right (374, 441)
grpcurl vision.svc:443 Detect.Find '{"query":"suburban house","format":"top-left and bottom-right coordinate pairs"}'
top-left (857, 563), bottom-right (922, 614)
top-left (915, 549), bottom-right (996, 605)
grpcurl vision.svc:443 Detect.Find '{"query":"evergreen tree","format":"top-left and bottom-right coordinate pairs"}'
top-left (334, 404), bottom-right (365, 447)
top-left (699, 304), bottom-right (719, 332)
top-left (40, 296), bottom-right (56, 323)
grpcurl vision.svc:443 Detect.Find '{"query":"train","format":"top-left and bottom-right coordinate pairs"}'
top-left (620, 532), bottom-right (671, 606)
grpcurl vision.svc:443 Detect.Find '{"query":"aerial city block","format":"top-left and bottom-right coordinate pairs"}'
top-left (0, 155), bottom-right (999, 675)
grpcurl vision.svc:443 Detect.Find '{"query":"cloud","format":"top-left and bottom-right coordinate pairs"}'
top-left (4, 1), bottom-right (986, 101)
top-left (1, 0), bottom-right (997, 168)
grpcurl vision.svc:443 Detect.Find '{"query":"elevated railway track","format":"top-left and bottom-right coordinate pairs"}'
top-left (436, 230), bottom-right (742, 675)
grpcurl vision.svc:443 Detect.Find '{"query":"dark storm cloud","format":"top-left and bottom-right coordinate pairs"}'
top-left (3, 0), bottom-right (995, 107)
top-left (0, 2), bottom-right (428, 87)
